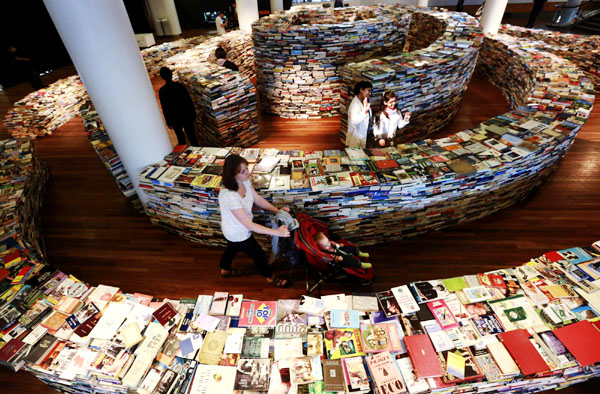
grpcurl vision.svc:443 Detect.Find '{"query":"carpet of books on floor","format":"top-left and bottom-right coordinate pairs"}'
top-left (339, 9), bottom-right (482, 144)
top-left (78, 101), bottom-right (143, 213)
top-left (253, 5), bottom-right (410, 119)
top-left (140, 32), bottom-right (594, 248)
top-left (166, 31), bottom-right (259, 148)
top-left (3, 145), bottom-right (600, 392)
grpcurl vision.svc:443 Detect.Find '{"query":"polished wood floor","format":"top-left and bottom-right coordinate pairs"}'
top-left (1, 64), bottom-right (599, 394)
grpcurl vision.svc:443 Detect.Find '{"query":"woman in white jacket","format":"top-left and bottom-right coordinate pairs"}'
top-left (372, 90), bottom-right (411, 147)
top-left (346, 81), bottom-right (373, 148)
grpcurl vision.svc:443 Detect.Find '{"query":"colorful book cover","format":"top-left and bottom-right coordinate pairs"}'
top-left (342, 356), bottom-right (370, 392)
top-left (238, 301), bottom-right (277, 327)
top-left (427, 300), bottom-right (459, 330)
top-left (365, 351), bottom-right (406, 394)
top-left (324, 328), bottom-right (365, 359)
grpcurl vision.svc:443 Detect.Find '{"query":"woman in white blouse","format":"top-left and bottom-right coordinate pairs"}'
top-left (372, 91), bottom-right (411, 147)
top-left (346, 81), bottom-right (373, 148)
top-left (218, 154), bottom-right (290, 287)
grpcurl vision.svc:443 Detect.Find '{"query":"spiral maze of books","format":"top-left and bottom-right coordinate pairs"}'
top-left (253, 5), bottom-right (411, 119)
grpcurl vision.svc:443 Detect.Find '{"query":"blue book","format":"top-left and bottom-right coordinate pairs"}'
top-left (330, 309), bottom-right (360, 329)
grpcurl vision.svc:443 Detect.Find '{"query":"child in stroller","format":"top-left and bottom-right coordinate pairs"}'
top-left (294, 212), bottom-right (373, 293)
top-left (313, 232), bottom-right (372, 270)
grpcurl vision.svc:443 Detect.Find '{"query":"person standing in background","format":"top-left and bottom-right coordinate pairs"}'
top-left (158, 67), bottom-right (199, 147)
top-left (215, 11), bottom-right (227, 35)
top-left (334, 0), bottom-right (344, 7)
top-left (7, 45), bottom-right (45, 90)
top-left (526, 0), bottom-right (548, 28)
top-left (346, 81), bottom-right (372, 148)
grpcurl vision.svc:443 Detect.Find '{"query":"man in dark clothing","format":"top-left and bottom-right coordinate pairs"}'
top-left (158, 67), bottom-right (199, 147)
top-left (215, 46), bottom-right (239, 72)
top-left (7, 45), bottom-right (45, 90)
top-left (526, 0), bottom-right (547, 28)
top-left (334, 0), bottom-right (344, 7)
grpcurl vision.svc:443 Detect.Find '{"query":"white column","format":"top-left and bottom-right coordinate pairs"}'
top-left (236, 0), bottom-right (260, 32)
top-left (43, 0), bottom-right (173, 204)
top-left (480, 0), bottom-right (508, 35)
top-left (147, 0), bottom-right (182, 36)
top-left (416, 0), bottom-right (429, 8)
top-left (270, 0), bottom-right (283, 13)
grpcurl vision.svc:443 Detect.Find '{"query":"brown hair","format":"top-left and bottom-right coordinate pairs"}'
top-left (313, 232), bottom-right (328, 245)
top-left (222, 154), bottom-right (249, 191)
top-left (374, 90), bottom-right (397, 128)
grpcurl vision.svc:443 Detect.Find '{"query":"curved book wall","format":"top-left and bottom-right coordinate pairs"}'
top-left (2, 138), bottom-right (600, 393)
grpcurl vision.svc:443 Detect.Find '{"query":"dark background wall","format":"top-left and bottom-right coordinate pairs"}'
top-left (0, 0), bottom-right (273, 88)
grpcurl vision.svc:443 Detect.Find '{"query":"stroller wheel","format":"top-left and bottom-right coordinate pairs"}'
top-left (357, 278), bottom-right (373, 287)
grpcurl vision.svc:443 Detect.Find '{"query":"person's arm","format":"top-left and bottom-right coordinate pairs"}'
top-left (251, 186), bottom-right (287, 214)
top-left (372, 113), bottom-right (384, 139)
top-left (397, 110), bottom-right (410, 130)
top-left (349, 99), bottom-right (369, 126)
top-left (158, 89), bottom-right (173, 127)
top-left (230, 208), bottom-right (289, 237)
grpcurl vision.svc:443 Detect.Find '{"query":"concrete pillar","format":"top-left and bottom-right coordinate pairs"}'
top-left (43, 0), bottom-right (173, 204)
top-left (147, 0), bottom-right (182, 36)
top-left (417, 0), bottom-right (429, 8)
top-left (270, 0), bottom-right (284, 13)
top-left (480, 0), bottom-right (509, 35)
top-left (236, 0), bottom-right (260, 32)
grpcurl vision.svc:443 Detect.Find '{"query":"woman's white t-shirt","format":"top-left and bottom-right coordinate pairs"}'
top-left (219, 180), bottom-right (254, 242)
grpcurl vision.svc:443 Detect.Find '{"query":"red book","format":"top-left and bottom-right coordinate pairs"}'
top-left (554, 321), bottom-right (600, 367)
top-left (375, 159), bottom-right (399, 170)
top-left (497, 329), bottom-right (549, 376)
top-left (0, 338), bottom-right (26, 362)
top-left (404, 334), bottom-right (444, 378)
top-left (152, 302), bottom-right (178, 326)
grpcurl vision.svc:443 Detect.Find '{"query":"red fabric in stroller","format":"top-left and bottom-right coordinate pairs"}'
top-left (294, 212), bottom-right (373, 281)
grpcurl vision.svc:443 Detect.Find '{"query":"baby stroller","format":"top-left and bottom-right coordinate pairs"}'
top-left (294, 212), bottom-right (374, 295)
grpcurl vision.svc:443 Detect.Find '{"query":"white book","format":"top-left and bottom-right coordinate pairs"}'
top-left (321, 294), bottom-right (348, 311)
top-left (193, 295), bottom-right (213, 316)
top-left (462, 286), bottom-right (493, 303)
top-left (298, 295), bottom-right (325, 316)
top-left (391, 285), bottom-right (420, 314)
top-left (23, 325), bottom-right (48, 345)
top-left (254, 156), bottom-right (280, 173)
top-left (223, 327), bottom-right (246, 354)
top-left (188, 364), bottom-right (236, 394)
top-left (88, 302), bottom-right (133, 340)
top-left (209, 292), bottom-right (228, 316)
top-left (274, 338), bottom-right (303, 361)
top-left (157, 166), bottom-right (186, 185)
top-left (396, 357), bottom-right (429, 394)
top-left (59, 348), bottom-right (98, 381)
top-left (225, 294), bottom-right (243, 317)
top-left (421, 320), bottom-right (454, 352)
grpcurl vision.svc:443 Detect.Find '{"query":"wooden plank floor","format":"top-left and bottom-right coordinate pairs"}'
top-left (1, 69), bottom-right (599, 392)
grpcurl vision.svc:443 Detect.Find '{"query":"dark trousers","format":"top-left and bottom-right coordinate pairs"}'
top-left (219, 235), bottom-right (273, 278)
top-left (526, 1), bottom-right (546, 28)
top-left (172, 120), bottom-right (199, 146)
top-left (334, 245), bottom-right (362, 269)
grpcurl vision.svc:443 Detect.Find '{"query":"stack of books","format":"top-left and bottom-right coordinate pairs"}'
top-left (0, 138), bottom-right (48, 275)
top-left (3, 76), bottom-right (88, 139)
top-left (340, 9), bottom-right (483, 145)
top-left (3, 216), bottom-right (600, 394)
top-left (252, 5), bottom-right (411, 118)
top-left (138, 33), bottom-right (593, 248)
top-left (500, 24), bottom-right (600, 93)
top-left (166, 31), bottom-right (258, 147)
top-left (79, 101), bottom-right (143, 212)
top-left (140, 36), bottom-right (207, 78)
